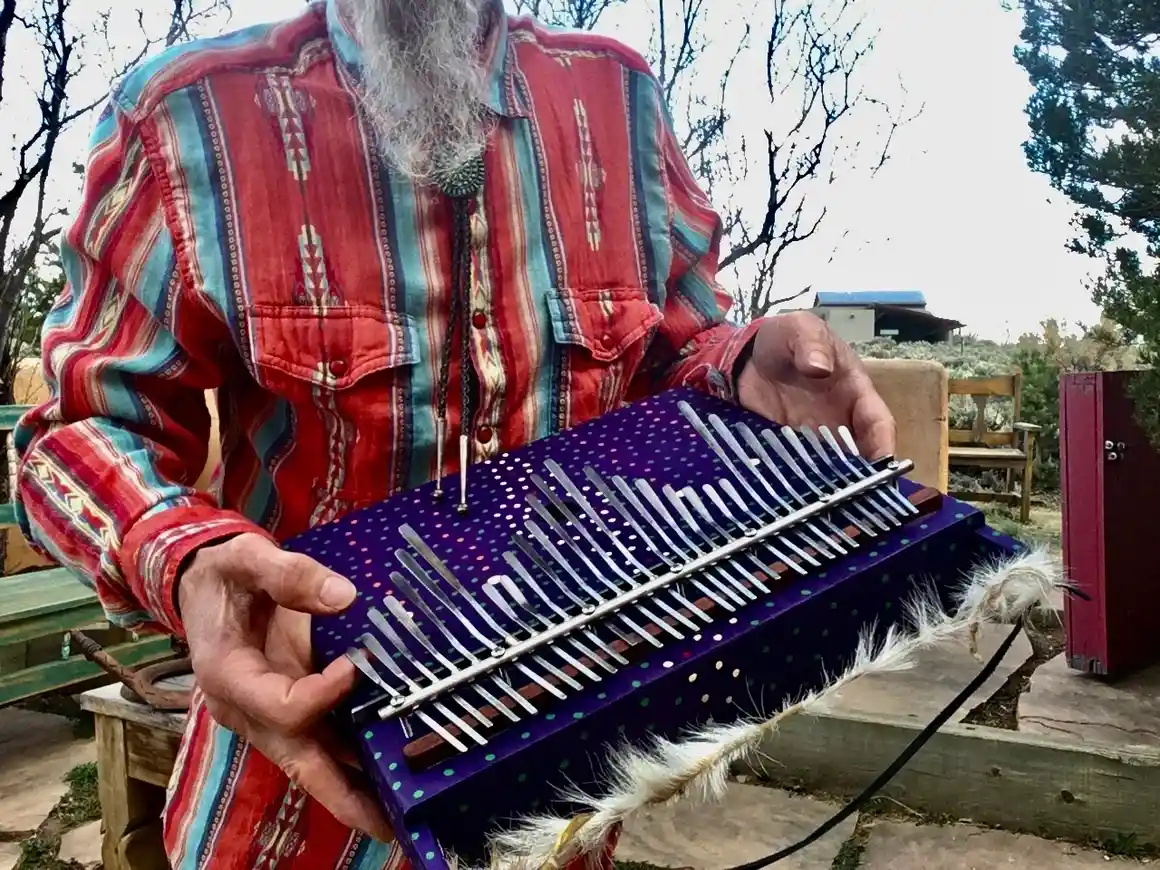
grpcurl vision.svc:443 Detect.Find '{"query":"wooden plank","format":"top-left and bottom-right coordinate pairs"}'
top-left (739, 708), bottom-right (1160, 843)
top-left (81, 683), bottom-right (188, 734)
top-left (948, 376), bottom-right (1018, 397)
top-left (948, 490), bottom-right (1020, 506)
top-left (125, 720), bottom-right (181, 788)
top-left (948, 430), bottom-right (1017, 448)
top-left (0, 567), bottom-right (97, 625)
top-left (0, 635), bottom-right (173, 707)
top-left (0, 405), bottom-right (32, 432)
top-left (0, 601), bottom-right (107, 646)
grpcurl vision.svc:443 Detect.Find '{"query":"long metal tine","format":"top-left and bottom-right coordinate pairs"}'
top-left (801, 427), bottom-right (900, 527)
top-left (357, 633), bottom-right (487, 744)
top-left (717, 478), bottom-right (822, 568)
top-left (583, 466), bottom-right (731, 614)
top-left (525, 520), bottom-right (665, 648)
top-left (835, 426), bottom-right (919, 516)
top-left (349, 648), bottom-right (471, 750)
top-left (695, 478), bottom-right (816, 573)
top-left (503, 551), bottom-right (628, 667)
top-left (395, 554), bottom-right (507, 655)
top-left (732, 421), bottom-right (852, 555)
top-left (483, 577), bottom-right (604, 681)
top-left (610, 474), bottom-right (745, 610)
top-left (780, 427), bottom-right (889, 533)
top-left (398, 528), bottom-right (519, 646)
top-left (539, 462), bottom-right (707, 626)
top-left (660, 484), bottom-right (759, 601)
top-left (680, 487), bottom-right (776, 591)
top-left (526, 485), bottom-right (697, 635)
top-left (702, 484), bottom-right (807, 577)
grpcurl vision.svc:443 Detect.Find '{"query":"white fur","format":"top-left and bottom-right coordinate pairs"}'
top-left (453, 546), bottom-right (1067, 870)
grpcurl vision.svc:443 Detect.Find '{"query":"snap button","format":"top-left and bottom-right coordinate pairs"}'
top-left (329, 359), bottom-right (348, 378)
top-left (599, 333), bottom-right (612, 349)
top-left (476, 426), bottom-right (494, 444)
top-left (471, 310), bottom-right (488, 330)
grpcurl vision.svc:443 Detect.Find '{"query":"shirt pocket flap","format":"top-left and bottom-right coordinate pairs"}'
top-left (246, 303), bottom-right (418, 390)
top-left (546, 287), bottom-right (663, 363)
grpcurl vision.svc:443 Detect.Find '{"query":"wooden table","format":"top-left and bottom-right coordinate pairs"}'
top-left (80, 681), bottom-right (188, 870)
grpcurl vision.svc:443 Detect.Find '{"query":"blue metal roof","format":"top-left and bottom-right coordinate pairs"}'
top-left (814, 290), bottom-right (927, 308)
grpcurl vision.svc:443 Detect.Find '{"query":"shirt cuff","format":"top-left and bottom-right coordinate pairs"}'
top-left (121, 504), bottom-right (276, 638)
top-left (661, 318), bottom-right (765, 402)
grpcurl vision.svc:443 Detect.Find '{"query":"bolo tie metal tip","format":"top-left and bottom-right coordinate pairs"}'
top-left (434, 417), bottom-right (447, 500)
top-left (457, 433), bottom-right (470, 514)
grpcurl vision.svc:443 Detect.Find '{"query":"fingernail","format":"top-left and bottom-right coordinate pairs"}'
top-left (320, 576), bottom-right (357, 609)
top-left (807, 351), bottom-right (832, 373)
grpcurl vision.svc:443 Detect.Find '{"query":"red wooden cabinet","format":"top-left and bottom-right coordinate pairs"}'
top-left (1060, 370), bottom-right (1160, 678)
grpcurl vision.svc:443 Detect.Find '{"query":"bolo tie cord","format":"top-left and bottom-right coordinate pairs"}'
top-left (432, 153), bottom-right (486, 513)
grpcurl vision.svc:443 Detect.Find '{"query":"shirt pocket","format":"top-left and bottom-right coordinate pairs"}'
top-left (243, 303), bottom-right (418, 516)
top-left (545, 286), bottom-right (663, 427)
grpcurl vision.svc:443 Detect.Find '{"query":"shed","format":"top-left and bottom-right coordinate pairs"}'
top-left (809, 290), bottom-right (962, 344)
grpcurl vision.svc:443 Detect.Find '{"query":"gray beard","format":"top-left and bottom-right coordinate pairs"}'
top-left (342, 0), bottom-right (493, 183)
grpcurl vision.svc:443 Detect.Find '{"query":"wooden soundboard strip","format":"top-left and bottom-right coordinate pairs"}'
top-left (396, 486), bottom-right (944, 770)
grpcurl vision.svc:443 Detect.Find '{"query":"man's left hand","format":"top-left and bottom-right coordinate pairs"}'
top-left (736, 312), bottom-right (896, 460)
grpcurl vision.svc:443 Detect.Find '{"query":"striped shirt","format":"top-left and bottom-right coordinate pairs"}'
top-left (13, 1), bottom-right (759, 867)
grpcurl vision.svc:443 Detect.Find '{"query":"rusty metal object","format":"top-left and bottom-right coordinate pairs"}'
top-left (68, 630), bottom-right (192, 711)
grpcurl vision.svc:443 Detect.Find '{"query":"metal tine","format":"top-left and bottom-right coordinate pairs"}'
top-left (348, 647), bottom-right (469, 750)
top-left (679, 487), bottom-right (776, 591)
top-left (803, 426), bottom-right (903, 526)
top-left (582, 466), bottom-right (730, 615)
top-left (608, 474), bottom-right (746, 610)
top-left (759, 427), bottom-right (877, 541)
top-left (364, 607), bottom-right (497, 729)
top-left (524, 499), bottom-right (689, 641)
top-left (502, 549), bottom-right (629, 667)
top-left (509, 537), bottom-right (638, 651)
top-left (372, 604), bottom-right (523, 725)
top-left (525, 520), bottom-right (666, 649)
top-left (382, 591), bottom-right (541, 714)
top-left (659, 484), bottom-right (760, 601)
top-left (398, 527), bottom-right (519, 647)
top-left (702, 484), bottom-right (807, 576)
top-left (706, 412), bottom-right (845, 557)
top-left (779, 427), bottom-right (890, 533)
top-left (395, 553), bottom-right (506, 656)
top-left (483, 577), bottom-right (603, 682)
top-left (835, 426), bottom-right (919, 516)
top-left (492, 575), bottom-right (613, 674)
top-left (530, 469), bottom-right (701, 632)
top-left (632, 478), bottom-right (755, 605)
top-left (716, 478), bottom-right (821, 569)
top-left (731, 421), bottom-right (856, 554)
top-left (357, 634), bottom-right (484, 747)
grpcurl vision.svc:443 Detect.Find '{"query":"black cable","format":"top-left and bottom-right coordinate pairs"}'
top-left (721, 619), bottom-right (1025, 870)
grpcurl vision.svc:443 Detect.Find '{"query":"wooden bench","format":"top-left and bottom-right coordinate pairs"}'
top-left (81, 681), bottom-right (186, 870)
top-left (947, 373), bottom-right (1041, 523)
top-left (0, 404), bottom-right (173, 707)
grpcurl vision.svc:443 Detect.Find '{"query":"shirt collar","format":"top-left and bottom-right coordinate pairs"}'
top-left (325, 0), bottom-right (528, 120)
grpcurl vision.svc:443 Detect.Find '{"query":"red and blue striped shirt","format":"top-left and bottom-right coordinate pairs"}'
top-left (13, 1), bottom-right (760, 867)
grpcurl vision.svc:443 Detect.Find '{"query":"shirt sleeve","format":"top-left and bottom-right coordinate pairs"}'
top-left (12, 99), bottom-right (273, 639)
top-left (630, 76), bottom-right (764, 403)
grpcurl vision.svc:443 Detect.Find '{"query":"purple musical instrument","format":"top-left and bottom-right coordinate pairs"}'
top-left (298, 388), bottom-right (1023, 870)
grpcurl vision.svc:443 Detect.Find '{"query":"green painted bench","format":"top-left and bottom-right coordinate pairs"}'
top-left (0, 404), bottom-right (174, 708)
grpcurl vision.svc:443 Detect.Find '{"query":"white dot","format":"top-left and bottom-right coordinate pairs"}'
top-left (725, 696), bottom-right (733, 704)
top-left (715, 661), bottom-right (723, 670)
top-left (712, 634), bottom-right (723, 642)
top-left (732, 669), bottom-right (741, 678)
top-left (663, 660), bottom-right (674, 669)
top-left (688, 673), bottom-right (698, 683)
top-left (700, 694), bottom-right (710, 703)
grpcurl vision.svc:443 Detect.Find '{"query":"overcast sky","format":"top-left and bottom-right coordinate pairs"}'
top-left (4, 0), bottom-right (1104, 342)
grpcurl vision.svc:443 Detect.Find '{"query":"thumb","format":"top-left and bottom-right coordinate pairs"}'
top-left (785, 316), bottom-right (836, 379)
top-left (236, 540), bottom-right (357, 616)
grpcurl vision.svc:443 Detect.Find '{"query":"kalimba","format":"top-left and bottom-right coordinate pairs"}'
top-left (299, 388), bottom-right (1023, 869)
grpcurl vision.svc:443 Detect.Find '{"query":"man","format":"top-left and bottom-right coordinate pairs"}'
top-left (14, 0), bottom-right (895, 867)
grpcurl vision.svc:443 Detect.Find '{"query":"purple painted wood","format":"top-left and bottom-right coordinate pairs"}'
top-left (293, 388), bottom-right (1022, 869)
top-left (1062, 370), bottom-right (1160, 677)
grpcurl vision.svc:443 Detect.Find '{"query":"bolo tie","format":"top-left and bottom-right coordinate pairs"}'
top-left (429, 150), bottom-right (487, 515)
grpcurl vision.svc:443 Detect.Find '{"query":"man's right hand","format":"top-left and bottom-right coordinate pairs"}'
top-left (177, 533), bottom-right (393, 842)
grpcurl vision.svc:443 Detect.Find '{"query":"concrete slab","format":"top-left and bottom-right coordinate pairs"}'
top-left (812, 622), bottom-right (1033, 725)
top-left (616, 783), bottom-right (854, 870)
top-left (58, 819), bottom-right (103, 868)
top-left (861, 820), bottom-right (1144, 868)
top-left (0, 708), bottom-right (95, 834)
top-left (0, 842), bottom-right (22, 870)
top-left (1019, 654), bottom-right (1160, 751)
